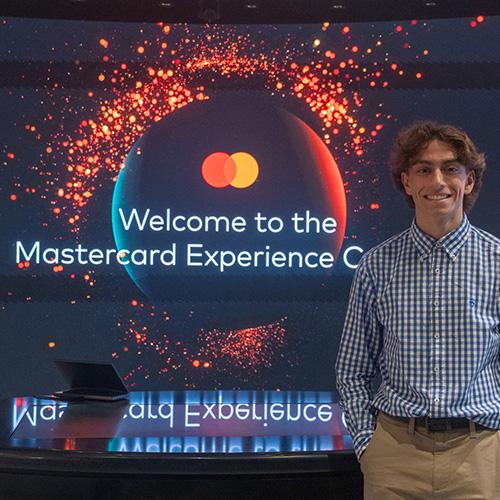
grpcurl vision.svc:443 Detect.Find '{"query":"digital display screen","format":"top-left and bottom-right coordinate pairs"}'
top-left (1, 15), bottom-right (499, 396)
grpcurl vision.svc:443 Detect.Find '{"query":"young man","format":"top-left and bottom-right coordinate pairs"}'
top-left (336, 121), bottom-right (499, 499)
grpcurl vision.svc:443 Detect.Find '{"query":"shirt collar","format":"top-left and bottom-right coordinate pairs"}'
top-left (410, 215), bottom-right (471, 261)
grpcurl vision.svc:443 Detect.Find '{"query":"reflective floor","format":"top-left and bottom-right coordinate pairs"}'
top-left (5, 390), bottom-right (353, 453)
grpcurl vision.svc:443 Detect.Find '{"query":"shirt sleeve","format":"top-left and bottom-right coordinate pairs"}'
top-left (336, 258), bottom-right (383, 460)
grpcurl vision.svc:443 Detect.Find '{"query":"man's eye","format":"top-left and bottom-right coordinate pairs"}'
top-left (445, 165), bottom-right (460, 173)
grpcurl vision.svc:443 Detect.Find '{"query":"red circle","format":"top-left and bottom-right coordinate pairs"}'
top-left (201, 152), bottom-right (237, 188)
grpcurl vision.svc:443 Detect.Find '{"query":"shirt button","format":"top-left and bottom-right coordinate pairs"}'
top-left (433, 300), bottom-right (439, 306)
top-left (434, 367), bottom-right (439, 373)
top-left (434, 398), bottom-right (440, 403)
top-left (434, 267), bottom-right (440, 274)
top-left (434, 334), bottom-right (439, 339)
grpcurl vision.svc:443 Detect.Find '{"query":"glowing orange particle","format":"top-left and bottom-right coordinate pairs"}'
top-left (98, 74), bottom-right (105, 82)
top-left (48, 341), bottom-right (56, 348)
top-left (476, 16), bottom-right (484, 23)
top-left (131, 299), bottom-right (138, 306)
top-left (395, 25), bottom-right (403, 33)
top-left (342, 26), bottom-right (350, 34)
top-left (370, 203), bottom-right (380, 210)
top-left (192, 360), bottom-right (200, 368)
top-left (416, 72), bottom-right (422, 79)
top-left (202, 362), bottom-right (210, 368)
top-left (10, 194), bottom-right (17, 201)
top-left (99, 38), bottom-right (109, 49)
top-left (137, 46), bottom-right (145, 54)
top-left (7, 152), bottom-right (15, 159)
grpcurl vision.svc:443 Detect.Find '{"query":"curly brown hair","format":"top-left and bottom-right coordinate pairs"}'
top-left (390, 121), bottom-right (486, 212)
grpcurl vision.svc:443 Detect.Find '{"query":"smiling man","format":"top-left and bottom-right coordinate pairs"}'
top-left (336, 121), bottom-right (499, 499)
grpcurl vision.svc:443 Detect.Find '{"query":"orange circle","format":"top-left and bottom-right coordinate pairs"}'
top-left (201, 152), bottom-right (237, 188)
top-left (229, 152), bottom-right (259, 188)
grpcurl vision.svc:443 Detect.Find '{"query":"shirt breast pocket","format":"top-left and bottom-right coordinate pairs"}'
top-left (453, 280), bottom-right (499, 362)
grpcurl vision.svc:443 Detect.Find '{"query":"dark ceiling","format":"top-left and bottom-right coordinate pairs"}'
top-left (0, 0), bottom-right (499, 23)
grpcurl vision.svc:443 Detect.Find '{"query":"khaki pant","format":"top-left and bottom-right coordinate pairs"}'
top-left (359, 412), bottom-right (500, 500)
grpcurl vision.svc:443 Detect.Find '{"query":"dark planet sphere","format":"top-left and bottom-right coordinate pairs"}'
top-left (112, 92), bottom-right (346, 301)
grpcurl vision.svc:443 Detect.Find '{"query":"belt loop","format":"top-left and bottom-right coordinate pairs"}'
top-left (408, 417), bottom-right (416, 435)
top-left (469, 420), bottom-right (478, 439)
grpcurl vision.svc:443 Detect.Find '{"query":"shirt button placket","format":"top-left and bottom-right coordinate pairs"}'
top-left (431, 246), bottom-right (444, 414)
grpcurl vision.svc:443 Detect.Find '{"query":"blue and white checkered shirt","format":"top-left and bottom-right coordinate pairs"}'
top-left (336, 215), bottom-right (500, 460)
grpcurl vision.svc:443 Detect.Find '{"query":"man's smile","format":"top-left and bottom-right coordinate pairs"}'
top-left (423, 193), bottom-right (452, 201)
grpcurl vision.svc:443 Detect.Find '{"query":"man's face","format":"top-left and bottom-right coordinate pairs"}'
top-left (401, 139), bottom-right (475, 228)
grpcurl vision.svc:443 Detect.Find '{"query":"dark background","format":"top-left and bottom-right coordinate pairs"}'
top-left (0, 15), bottom-right (499, 398)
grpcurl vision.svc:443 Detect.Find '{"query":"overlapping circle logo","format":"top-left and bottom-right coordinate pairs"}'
top-left (201, 152), bottom-right (259, 188)
top-left (112, 92), bottom-right (346, 300)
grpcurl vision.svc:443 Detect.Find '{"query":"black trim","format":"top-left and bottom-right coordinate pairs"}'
top-left (0, 0), bottom-right (499, 24)
top-left (0, 448), bottom-right (357, 476)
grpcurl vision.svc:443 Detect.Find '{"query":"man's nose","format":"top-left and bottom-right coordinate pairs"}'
top-left (429, 168), bottom-right (446, 186)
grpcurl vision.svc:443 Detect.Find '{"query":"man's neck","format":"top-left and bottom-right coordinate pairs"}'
top-left (415, 213), bottom-right (464, 240)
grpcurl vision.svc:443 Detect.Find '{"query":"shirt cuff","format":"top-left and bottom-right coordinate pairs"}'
top-left (353, 430), bottom-right (374, 461)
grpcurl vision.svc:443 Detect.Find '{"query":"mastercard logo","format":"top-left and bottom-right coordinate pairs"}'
top-left (201, 152), bottom-right (259, 189)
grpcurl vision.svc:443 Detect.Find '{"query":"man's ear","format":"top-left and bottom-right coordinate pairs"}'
top-left (464, 169), bottom-right (475, 195)
top-left (401, 171), bottom-right (412, 195)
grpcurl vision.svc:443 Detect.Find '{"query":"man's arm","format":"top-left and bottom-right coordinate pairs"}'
top-left (336, 260), bottom-right (383, 460)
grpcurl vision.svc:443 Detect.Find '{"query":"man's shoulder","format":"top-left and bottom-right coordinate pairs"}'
top-left (469, 224), bottom-right (500, 251)
top-left (359, 228), bottom-right (411, 268)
